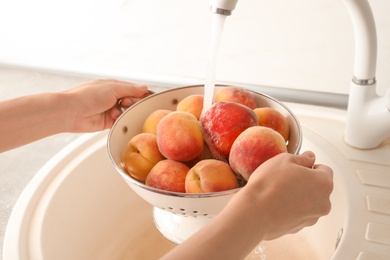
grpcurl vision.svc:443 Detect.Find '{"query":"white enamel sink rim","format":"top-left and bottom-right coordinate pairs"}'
top-left (293, 103), bottom-right (390, 260)
top-left (3, 103), bottom-right (390, 259)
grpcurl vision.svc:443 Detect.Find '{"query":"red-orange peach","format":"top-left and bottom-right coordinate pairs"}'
top-left (229, 126), bottom-right (287, 181)
top-left (200, 101), bottom-right (258, 161)
top-left (142, 109), bottom-right (172, 134)
top-left (185, 159), bottom-right (239, 193)
top-left (214, 86), bottom-right (257, 109)
top-left (156, 111), bottom-right (204, 162)
top-left (145, 159), bottom-right (189, 192)
top-left (176, 94), bottom-right (204, 120)
top-left (121, 133), bottom-right (165, 183)
top-left (253, 107), bottom-right (290, 141)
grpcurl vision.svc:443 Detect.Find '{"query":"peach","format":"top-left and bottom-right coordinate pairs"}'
top-left (176, 94), bottom-right (204, 120)
top-left (142, 109), bottom-right (172, 134)
top-left (253, 107), bottom-right (290, 141)
top-left (121, 133), bottom-right (165, 183)
top-left (145, 159), bottom-right (189, 192)
top-left (200, 101), bottom-right (258, 161)
top-left (214, 86), bottom-right (257, 109)
top-left (229, 126), bottom-right (287, 181)
top-left (156, 111), bottom-right (204, 162)
top-left (185, 159), bottom-right (239, 193)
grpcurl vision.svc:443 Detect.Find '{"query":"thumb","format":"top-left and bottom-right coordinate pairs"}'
top-left (295, 151), bottom-right (316, 168)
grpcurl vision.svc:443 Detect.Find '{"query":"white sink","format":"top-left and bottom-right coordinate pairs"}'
top-left (3, 103), bottom-right (390, 260)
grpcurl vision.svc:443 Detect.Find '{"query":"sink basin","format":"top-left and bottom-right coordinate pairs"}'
top-left (3, 102), bottom-right (390, 259)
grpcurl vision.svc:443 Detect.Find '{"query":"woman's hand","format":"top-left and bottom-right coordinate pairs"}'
top-left (0, 79), bottom-right (150, 152)
top-left (244, 151), bottom-right (333, 240)
top-left (64, 79), bottom-right (150, 132)
top-left (162, 151), bottom-right (333, 260)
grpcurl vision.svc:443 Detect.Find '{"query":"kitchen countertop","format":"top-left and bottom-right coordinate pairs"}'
top-left (1, 0), bottom-right (390, 258)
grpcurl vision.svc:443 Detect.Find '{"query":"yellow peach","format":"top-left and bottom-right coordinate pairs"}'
top-left (185, 159), bottom-right (239, 193)
top-left (121, 133), bottom-right (165, 183)
top-left (253, 107), bottom-right (290, 141)
top-left (176, 94), bottom-right (204, 120)
top-left (142, 109), bottom-right (172, 134)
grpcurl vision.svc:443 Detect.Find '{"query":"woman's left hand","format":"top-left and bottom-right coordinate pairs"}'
top-left (65, 79), bottom-right (150, 132)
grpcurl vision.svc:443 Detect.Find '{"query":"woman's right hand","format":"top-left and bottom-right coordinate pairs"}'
top-left (243, 150), bottom-right (334, 240)
top-left (161, 151), bottom-right (333, 260)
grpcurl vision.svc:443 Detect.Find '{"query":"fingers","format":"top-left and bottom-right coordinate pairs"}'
top-left (120, 97), bottom-right (142, 107)
top-left (313, 164), bottom-right (333, 176)
top-left (295, 151), bottom-right (333, 181)
top-left (94, 79), bottom-right (149, 99)
top-left (118, 89), bottom-right (154, 111)
top-left (113, 82), bottom-right (149, 99)
top-left (110, 106), bottom-right (122, 120)
top-left (120, 90), bottom-right (154, 107)
top-left (313, 163), bottom-right (334, 200)
top-left (291, 151), bottom-right (316, 168)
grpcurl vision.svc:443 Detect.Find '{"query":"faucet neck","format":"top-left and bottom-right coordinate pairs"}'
top-left (342, 0), bottom-right (390, 149)
top-left (343, 0), bottom-right (377, 81)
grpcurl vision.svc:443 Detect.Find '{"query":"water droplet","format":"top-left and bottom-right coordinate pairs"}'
top-left (254, 245), bottom-right (266, 260)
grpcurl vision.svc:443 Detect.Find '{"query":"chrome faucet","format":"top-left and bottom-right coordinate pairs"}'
top-left (209, 0), bottom-right (390, 149)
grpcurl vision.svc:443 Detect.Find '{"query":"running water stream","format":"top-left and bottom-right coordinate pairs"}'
top-left (202, 13), bottom-right (227, 115)
top-left (202, 12), bottom-right (268, 260)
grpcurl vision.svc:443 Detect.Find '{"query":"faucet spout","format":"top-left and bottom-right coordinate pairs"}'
top-left (343, 0), bottom-right (390, 149)
top-left (210, 0), bottom-right (239, 16)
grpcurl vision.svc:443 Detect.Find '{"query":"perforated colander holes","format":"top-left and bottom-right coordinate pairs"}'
top-left (162, 206), bottom-right (186, 214)
top-left (162, 207), bottom-right (187, 215)
top-left (161, 207), bottom-right (211, 218)
top-left (172, 98), bottom-right (179, 106)
top-left (122, 125), bottom-right (128, 134)
top-left (192, 211), bottom-right (212, 218)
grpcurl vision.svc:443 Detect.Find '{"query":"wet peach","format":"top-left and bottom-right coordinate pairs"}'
top-left (214, 86), bottom-right (257, 109)
top-left (229, 126), bottom-right (287, 181)
top-left (200, 101), bottom-right (258, 161)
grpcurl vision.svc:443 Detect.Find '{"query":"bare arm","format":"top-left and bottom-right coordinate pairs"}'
top-left (162, 151), bottom-right (333, 260)
top-left (0, 79), bottom-right (149, 152)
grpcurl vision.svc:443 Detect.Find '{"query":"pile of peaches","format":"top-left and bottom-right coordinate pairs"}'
top-left (121, 87), bottom-right (290, 194)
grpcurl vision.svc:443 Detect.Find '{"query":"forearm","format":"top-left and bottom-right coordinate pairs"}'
top-left (161, 190), bottom-right (265, 260)
top-left (0, 92), bottom-right (71, 152)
